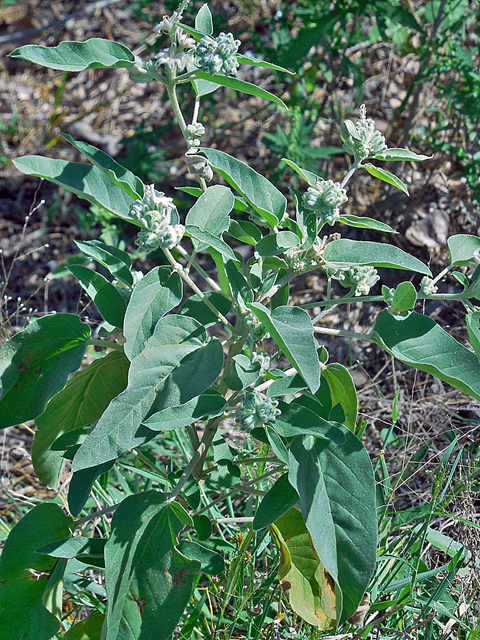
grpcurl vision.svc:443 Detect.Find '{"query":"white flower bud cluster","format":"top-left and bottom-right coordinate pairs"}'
top-left (129, 185), bottom-right (184, 252)
top-left (244, 310), bottom-right (269, 341)
top-left (342, 104), bottom-right (388, 161)
top-left (251, 352), bottom-right (271, 376)
top-left (186, 122), bottom-right (206, 149)
top-left (332, 265), bottom-right (380, 296)
top-left (236, 391), bottom-right (280, 432)
top-left (303, 179), bottom-right (348, 225)
top-left (420, 276), bottom-right (438, 295)
top-left (195, 32), bottom-right (240, 76)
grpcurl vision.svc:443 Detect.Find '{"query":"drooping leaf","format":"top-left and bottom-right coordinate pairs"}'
top-left (337, 215), bottom-right (397, 234)
top-left (0, 503), bottom-right (72, 640)
top-left (76, 240), bottom-right (133, 286)
top-left (13, 156), bottom-right (135, 222)
top-left (269, 508), bottom-right (336, 630)
top-left (185, 185), bottom-right (233, 252)
top-left (323, 239), bottom-right (431, 276)
top-left (104, 491), bottom-right (200, 640)
top-left (253, 473), bottom-right (299, 531)
top-left (376, 148), bottom-right (432, 162)
top-left (72, 317), bottom-right (223, 471)
top-left (448, 234), bottom-right (480, 266)
top-left (32, 350), bottom-right (129, 487)
top-left (185, 225), bottom-right (238, 261)
top-left (363, 163), bottom-right (409, 195)
top-left (322, 363), bottom-right (357, 432)
top-left (255, 231), bottom-right (301, 257)
top-left (288, 427), bottom-right (377, 623)
top-left (225, 260), bottom-right (253, 305)
top-left (199, 148), bottom-right (286, 226)
top-left (62, 133), bottom-right (144, 200)
top-left (0, 314), bottom-right (90, 429)
top-left (372, 310), bottom-right (480, 402)
top-left (249, 303), bottom-right (321, 392)
top-left (123, 266), bottom-right (182, 361)
top-left (36, 537), bottom-right (106, 564)
top-left (193, 71), bottom-right (288, 109)
top-left (143, 390), bottom-right (226, 431)
top-left (68, 265), bottom-right (127, 328)
top-left (10, 38), bottom-right (135, 71)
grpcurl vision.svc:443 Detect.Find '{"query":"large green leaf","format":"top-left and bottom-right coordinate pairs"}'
top-left (0, 503), bottom-right (72, 640)
top-left (13, 156), bottom-right (135, 222)
top-left (448, 234), bottom-right (480, 266)
top-left (104, 491), bottom-right (200, 640)
top-left (62, 133), bottom-right (144, 200)
top-left (372, 310), bottom-right (480, 401)
top-left (123, 267), bottom-right (182, 361)
top-left (198, 148), bottom-right (286, 226)
top-left (363, 163), bottom-right (409, 194)
top-left (68, 265), bottom-right (127, 328)
top-left (466, 310), bottom-right (480, 362)
top-left (0, 314), bottom-right (90, 429)
top-left (253, 473), bottom-right (299, 531)
top-left (322, 364), bottom-right (357, 432)
top-left (143, 390), bottom-right (226, 431)
top-left (32, 350), bottom-right (129, 487)
top-left (323, 239), bottom-right (431, 276)
top-left (72, 317), bottom-right (223, 471)
top-left (255, 231), bottom-right (301, 257)
top-left (337, 215), bottom-right (397, 234)
top-left (179, 292), bottom-right (232, 327)
top-left (288, 428), bottom-right (377, 623)
top-left (62, 614), bottom-right (105, 640)
top-left (185, 184), bottom-right (233, 252)
top-left (10, 38), bottom-right (135, 71)
top-left (76, 240), bottom-right (133, 286)
top-left (185, 225), bottom-right (238, 261)
top-left (249, 303), bottom-right (321, 392)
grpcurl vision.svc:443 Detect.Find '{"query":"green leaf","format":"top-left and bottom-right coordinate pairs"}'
top-left (76, 239), bottom-right (133, 286)
top-left (372, 310), bottom-right (480, 402)
top-left (227, 219), bottom-right (262, 245)
top-left (68, 461), bottom-right (114, 517)
top-left (282, 158), bottom-right (320, 187)
top-left (32, 350), bottom-right (129, 488)
top-left (390, 281), bottom-right (417, 316)
top-left (185, 185), bottom-right (233, 251)
top-left (195, 3), bottom-right (213, 35)
top-left (179, 292), bottom-right (232, 326)
top-left (176, 541), bottom-right (224, 575)
top-left (266, 373), bottom-right (307, 398)
top-left (13, 156), bottom-right (135, 222)
top-left (337, 215), bottom-right (397, 234)
top-left (123, 266), bottom-right (182, 361)
top-left (10, 38), bottom-right (135, 71)
top-left (236, 54), bottom-right (294, 75)
top-left (323, 239), bottom-right (432, 276)
top-left (62, 614), bottom-right (105, 640)
top-left (104, 491), bottom-right (200, 640)
top-left (36, 537), bottom-right (105, 562)
top-left (256, 231), bottom-right (300, 257)
top-left (269, 508), bottom-right (336, 630)
top-left (274, 402), bottom-right (341, 440)
top-left (253, 473), bottom-right (299, 530)
top-left (288, 427), bottom-right (377, 623)
top-left (466, 310), bottom-right (480, 362)
top-left (185, 224), bottom-right (238, 262)
top-left (0, 503), bottom-right (72, 640)
top-left (62, 133), bottom-right (144, 200)
top-left (68, 265), bottom-right (127, 328)
top-left (225, 260), bottom-right (253, 305)
top-left (199, 148), bottom-right (286, 226)
top-left (323, 364), bottom-right (357, 432)
top-left (194, 71), bottom-right (288, 109)
top-left (249, 303), bottom-right (321, 392)
top-left (376, 148), bottom-right (432, 162)
top-left (0, 314), bottom-right (90, 429)
top-left (143, 390), bottom-right (226, 431)
top-left (363, 163), bottom-right (409, 195)
top-left (223, 354), bottom-right (261, 391)
top-left (448, 234), bottom-right (480, 266)
top-left (72, 317), bottom-right (223, 471)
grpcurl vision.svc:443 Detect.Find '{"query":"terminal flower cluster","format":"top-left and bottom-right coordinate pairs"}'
top-left (195, 32), bottom-right (240, 76)
top-left (129, 185), bottom-right (184, 251)
top-left (342, 104), bottom-right (388, 161)
top-left (331, 265), bottom-right (380, 296)
top-left (251, 352), bottom-right (271, 376)
top-left (303, 178), bottom-right (348, 225)
top-left (236, 391), bottom-right (280, 432)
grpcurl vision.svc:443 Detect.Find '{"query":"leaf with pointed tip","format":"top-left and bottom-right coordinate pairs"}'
top-left (253, 473), bottom-right (299, 530)
top-left (323, 364), bottom-right (357, 432)
top-left (76, 239), bottom-right (133, 285)
top-left (185, 225), bottom-right (238, 262)
top-left (448, 234), bottom-right (480, 266)
top-left (143, 390), bottom-right (226, 431)
top-left (185, 185), bottom-right (234, 251)
top-left (195, 3), bottom-right (213, 34)
top-left (68, 265), bottom-right (127, 328)
top-left (282, 158), bottom-right (321, 187)
top-left (338, 215), bottom-right (397, 234)
top-left (236, 54), bottom-right (294, 75)
top-left (363, 163), bottom-right (409, 195)
top-left (194, 72), bottom-right (288, 109)
top-left (376, 148), bottom-right (433, 162)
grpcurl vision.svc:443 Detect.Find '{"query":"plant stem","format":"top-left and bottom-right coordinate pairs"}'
top-left (176, 244), bottom-right (222, 292)
top-left (313, 326), bottom-right (372, 340)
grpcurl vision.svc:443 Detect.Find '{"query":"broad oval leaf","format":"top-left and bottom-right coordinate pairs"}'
top-left (123, 266), bottom-right (182, 361)
top-left (195, 3), bottom-right (213, 35)
top-left (185, 185), bottom-right (233, 251)
top-left (199, 148), bottom-right (286, 226)
top-left (288, 427), bottom-right (377, 623)
top-left (32, 350), bottom-right (129, 487)
top-left (249, 303), bottom-right (321, 392)
top-left (13, 156), bottom-right (135, 222)
top-left (185, 224), bottom-right (238, 262)
top-left (376, 148), bottom-right (433, 162)
top-left (323, 239), bottom-right (432, 276)
top-left (253, 473), bottom-right (299, 531)
top-left (363, 163), bottom-right (409, 195)
top-left (448, 234), bottom-right (480, 266)
top-left (256, 231), bottom-right (301, 257)
top-left (338, 215), bottom-right (397, 234)
top-left (68, 265), bottom-right (127, 328)
top-left (372, 310), bottom-right (480, 402)
top-left (193, 71), bottom-right (288, 109)
top-left (391, 281), bottom-right (417, 315)
top-left (10, 38), bottom-right (135, 72)
top-left (0, 314), bottom-right (90, 429)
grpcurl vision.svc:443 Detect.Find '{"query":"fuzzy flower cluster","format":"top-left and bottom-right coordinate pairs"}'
top-left (195, 32), bottom-right (240, 76)
top-left (332, 265), bottom-right (380, 296)
top-left (236, 391), bottom-right (280, 432)
top-left (420, 276), bottom-right (438, 295)
top-left (342, 104), bottom-right (388, 161)
top-left (129, 185), bottom-right (184, 252)
top-left (251, 352), bottom-right (271, 376)
top-left (303, 179), bottom-right (348, 225)
top-left (244, 310), bottom-right (269, 341)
